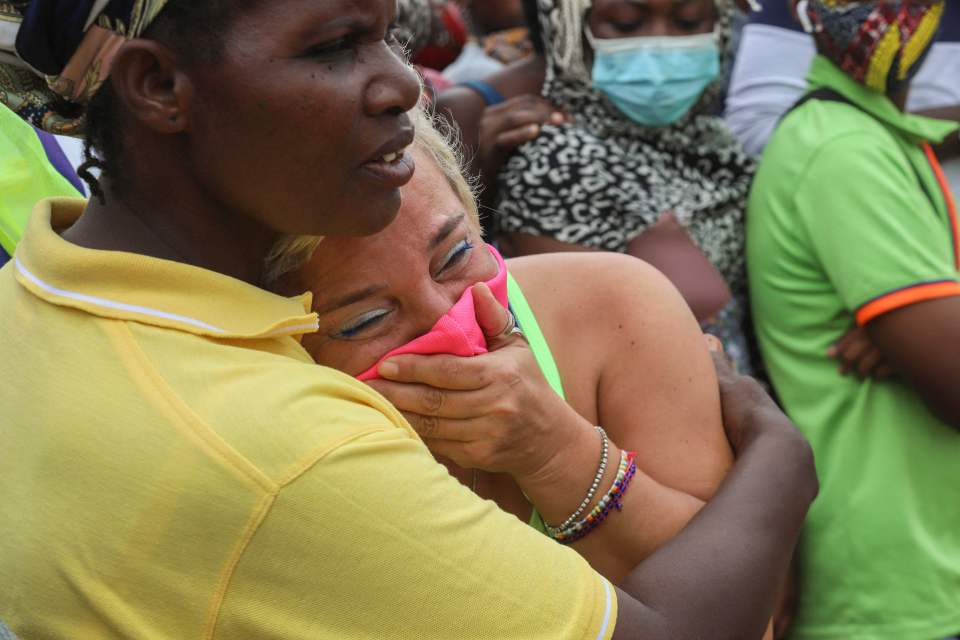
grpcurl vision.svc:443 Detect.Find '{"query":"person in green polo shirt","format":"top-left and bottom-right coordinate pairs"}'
top-left (748, 1), bottom-right (960, 639)
top-left (0, 103), bottom-right (82, 265)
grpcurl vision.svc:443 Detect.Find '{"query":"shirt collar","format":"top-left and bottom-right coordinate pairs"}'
top-left (807, 55), bottom-right (959, 144)
top-left (14, 198), bottom-right (320, 339)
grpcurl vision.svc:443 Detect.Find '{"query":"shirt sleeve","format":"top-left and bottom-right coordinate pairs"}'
top-left (794, 131), bottom-right (960, 326)
top-left (214, 427), bottom-right (618, 640)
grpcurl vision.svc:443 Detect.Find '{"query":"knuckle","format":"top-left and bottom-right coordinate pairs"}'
top-left (417, 413), bottom-right (441, 438)
top-left (422, 387), bottom-right (445, 415)
top-left (440, 358), bottom-right (464, 379)
top-left (502, 361), bottom-right (524, 388)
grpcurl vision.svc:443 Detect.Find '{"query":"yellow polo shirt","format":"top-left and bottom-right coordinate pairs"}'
top-left (0, 199), bottom-right (617, 640)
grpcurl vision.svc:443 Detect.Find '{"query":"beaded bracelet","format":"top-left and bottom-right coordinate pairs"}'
top-left (547, 451), bottom-right (638, 545)
top-left (550, 426), bottom-right (609, 533)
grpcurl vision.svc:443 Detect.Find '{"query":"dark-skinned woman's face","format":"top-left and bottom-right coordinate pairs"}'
top-left (181, 0), bottom-right (421, 238)
top-left (588, 0), bottom-right (717, 39)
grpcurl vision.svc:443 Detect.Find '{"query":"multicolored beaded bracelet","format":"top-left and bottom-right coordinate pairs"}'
top-left (546, 450), bottom-right (638, 545)
top-left (553, 426), bottom-right (610, 532)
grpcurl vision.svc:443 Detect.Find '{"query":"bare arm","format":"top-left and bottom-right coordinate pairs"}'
top-left (864, 296), bottom-right (960, 431)
top-left (511, 252), bottom-right (734, 499)
top-left (613, 358), bottom-right (817, 639)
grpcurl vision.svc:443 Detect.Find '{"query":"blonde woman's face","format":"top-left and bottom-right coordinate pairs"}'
top-left (289, 150), bottom-right (496, 376)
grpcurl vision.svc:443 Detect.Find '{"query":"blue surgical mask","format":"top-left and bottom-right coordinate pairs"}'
top-left (587, 29), bottom-right (721, 128)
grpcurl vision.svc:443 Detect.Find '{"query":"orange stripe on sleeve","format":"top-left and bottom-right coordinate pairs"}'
top-left (856, 280), bottom-right (960, 326)
top-left (923, 143), bottom-right (960, 270)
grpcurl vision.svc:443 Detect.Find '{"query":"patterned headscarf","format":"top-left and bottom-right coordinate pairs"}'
top-left (0, 0), bottom-right (170, 135)
top-left (803, 0), bottom-right (945, 94)
top-left (496, 0), bottom-right (753, 295)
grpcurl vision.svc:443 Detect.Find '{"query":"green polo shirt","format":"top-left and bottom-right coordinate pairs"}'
top-left (0, 104), bottom-right (80, 257)
top-left (748, 56), bottom-right (960, 640)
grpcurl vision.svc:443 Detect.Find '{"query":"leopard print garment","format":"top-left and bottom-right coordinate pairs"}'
top-left (495, 0), bottom-right (754, 297)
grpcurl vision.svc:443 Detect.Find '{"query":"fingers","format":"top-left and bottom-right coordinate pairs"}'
top-left (367, 379), bottom-right (498, 423)
top-left (482, 96), bottom-right (568, 152)
top-left (710, 349), bottom-right (737, 387)
top-left (495, 124), bottom-right (542, 149)
top-left (828, 326), bottom-right (891, 379)
top-left (375, 351), bottom-right (499, 390)
top-left (399, 411), bottom-right (474, 442)
top-left (704, 333), bottom-right (724, 353)
top-left (854, 348), bottom-right (884, 380)
top-left (472, 282), bottom-right (512, 338)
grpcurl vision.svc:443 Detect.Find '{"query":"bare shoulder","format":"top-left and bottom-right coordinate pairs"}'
top-left (506, 252), bottom-right (692, 332)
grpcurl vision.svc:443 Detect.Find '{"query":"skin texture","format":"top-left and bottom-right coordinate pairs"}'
top-left (63, 0), bottom-right (420, 284)
top-left (866, 298), bottom-right (960, 431)
top-left (286, 150), bottom-right (733, 584)
top-left (587, 0), bottom-right (717, 38)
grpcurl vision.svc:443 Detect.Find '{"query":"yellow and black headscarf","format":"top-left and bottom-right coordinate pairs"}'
top-left (801, 0), bottom-right (945, 94)
top-left (0, 0), bottom-right (170, 135)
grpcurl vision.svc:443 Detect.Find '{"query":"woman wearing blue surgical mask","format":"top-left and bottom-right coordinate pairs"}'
top-left (495, 0), bottom-right (757, 374)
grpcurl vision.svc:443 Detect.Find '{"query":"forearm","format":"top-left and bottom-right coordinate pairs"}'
top-left (573, 459), bottom-right (704, 584)
top-left (518, 419), bottom-right (706, 585)
top-left (865, 302), bottom-right (960, 432)
top-left (614, 410), bottom-right (817, 640)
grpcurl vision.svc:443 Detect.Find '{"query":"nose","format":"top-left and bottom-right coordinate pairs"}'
top-left (408, 283), bottom-right (464, 339)
top-left (364, 42), bottom-right (422, 116)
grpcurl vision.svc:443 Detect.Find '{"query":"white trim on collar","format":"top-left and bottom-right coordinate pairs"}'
top-left (15, 255), bottom-right (228, 334)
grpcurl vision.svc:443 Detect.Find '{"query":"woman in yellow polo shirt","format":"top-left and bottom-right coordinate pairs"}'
top-left (0, 1), bottom-right (816, 638)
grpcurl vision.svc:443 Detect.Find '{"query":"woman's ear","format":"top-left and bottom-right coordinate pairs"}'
top-left (109, 39), bottom-right (194, 134)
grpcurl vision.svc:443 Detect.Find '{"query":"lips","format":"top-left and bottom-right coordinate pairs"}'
top-left (361, 126), bottom-right (417, 187)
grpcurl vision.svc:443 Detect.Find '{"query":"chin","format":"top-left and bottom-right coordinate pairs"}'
top-left (349, 191), bottom-right (403, 237)
top-left (292, 190), bottom-right (402, 238)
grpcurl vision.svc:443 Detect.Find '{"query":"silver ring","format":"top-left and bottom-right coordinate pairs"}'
top-left (499, 311), bottom-right (526, 341)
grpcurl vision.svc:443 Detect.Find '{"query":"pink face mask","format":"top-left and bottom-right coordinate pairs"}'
top-left (357, 244), bottom-right (509, 381)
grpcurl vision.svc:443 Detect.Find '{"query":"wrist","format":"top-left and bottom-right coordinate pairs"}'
top-left (518, 421), bottom-right (621, 527)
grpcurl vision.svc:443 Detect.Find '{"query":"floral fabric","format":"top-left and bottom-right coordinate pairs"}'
top-left (0, 0), bottom-right (169, 135)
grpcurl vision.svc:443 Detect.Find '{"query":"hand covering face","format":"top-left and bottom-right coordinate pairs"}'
top-left (0, 0), bottom-right (171, 135)
top-left (802, 0), bottom-right (945, 94)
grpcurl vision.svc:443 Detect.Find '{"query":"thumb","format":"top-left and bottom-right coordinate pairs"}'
top-left (472, 282), bottom-right (512, 341)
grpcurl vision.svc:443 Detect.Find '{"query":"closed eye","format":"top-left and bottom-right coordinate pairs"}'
top-left (332, 309), bottom-right (392, 340)
top-left (435, 239), bottom-right (474, 277)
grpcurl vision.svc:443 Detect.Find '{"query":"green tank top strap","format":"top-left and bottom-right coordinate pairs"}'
top-left (507, 271), bottom-right (566, 401)
top-left (506, 271), bottom-right (564, 535)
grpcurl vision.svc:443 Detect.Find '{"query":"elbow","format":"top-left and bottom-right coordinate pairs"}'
top-left (793, 435), bottom-right (820, 503)
top-left (787, 428), bottom-right (820, 504)
top-left (922, 395), bottom-right (960, 434)
top-left (767, 417), bottom-right (820, 505)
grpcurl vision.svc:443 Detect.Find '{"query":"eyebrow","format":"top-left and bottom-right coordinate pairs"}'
top-left (427, 213), bottom-right (467, 252)
top-left (315, 284), bottom-right (386, 315)
top-left (316, 212), bottom-right (468, 315)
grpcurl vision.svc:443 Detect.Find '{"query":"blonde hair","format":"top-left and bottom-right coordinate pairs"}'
top-left (263, 105), bottom-right (480, 285)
